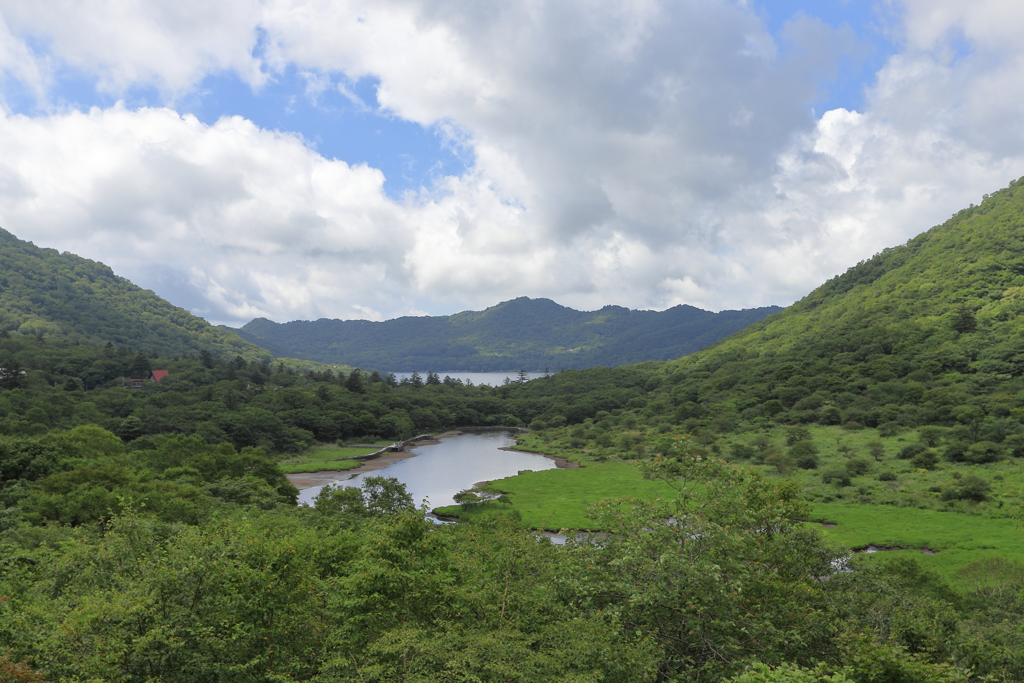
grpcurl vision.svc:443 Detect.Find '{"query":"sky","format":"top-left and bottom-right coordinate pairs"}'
top-left (1, 1), bottom-right (1023, 326)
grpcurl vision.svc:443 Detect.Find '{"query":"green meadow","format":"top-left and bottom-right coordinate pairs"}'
top-left (811, 502), bottom-right (1024, 577)
top-left (444, 422), bottom-right (1024, 577)
top-left (433, 461), bottom-right (678, 529)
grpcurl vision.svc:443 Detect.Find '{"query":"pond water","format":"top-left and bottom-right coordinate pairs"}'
top-left (390, 371), bottom-right (550, 386)
top-left (296, 430), bottom-right (557, 508)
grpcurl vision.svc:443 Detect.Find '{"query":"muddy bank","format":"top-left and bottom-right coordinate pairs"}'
top-left (499, 446), bottom-right (579, 469)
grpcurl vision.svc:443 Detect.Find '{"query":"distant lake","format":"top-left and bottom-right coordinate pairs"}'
top-left (390, 371), bottom-right (550, 386)
top-left (296, 430), bottom-right (556, 508)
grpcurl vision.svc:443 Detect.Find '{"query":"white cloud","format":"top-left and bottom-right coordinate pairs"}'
top-left (0, 1), bottom-right (1023, 325)
top-left (0, 0), bottom-right (265, 97)
top-left (0, 105), bottom-right (419, 323)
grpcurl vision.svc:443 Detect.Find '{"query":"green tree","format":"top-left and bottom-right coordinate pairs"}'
top-left (950, 305), bottom-right (977, 333)
top-left (571, 450), bottom-right (842, 681)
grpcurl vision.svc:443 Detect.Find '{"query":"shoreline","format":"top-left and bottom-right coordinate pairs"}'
top-left (285, 430), bottom-right (462, 490)
top-left (286, 429), bottom-right (563, 492)
top-left (498, 445), bottom-right (580, 469)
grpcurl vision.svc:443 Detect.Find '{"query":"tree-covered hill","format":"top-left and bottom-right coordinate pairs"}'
top-left (235, 297), bottom-right (782, 371)
top-left (573, 176), bottom-right (1024, 446)
top-left (0, 228), bottom-right (271, 361)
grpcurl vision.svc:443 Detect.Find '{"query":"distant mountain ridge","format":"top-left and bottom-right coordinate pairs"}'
top-left (235, 298), bottom-right (784, 371)
top-left (0, 227), bottom-right (270, 361)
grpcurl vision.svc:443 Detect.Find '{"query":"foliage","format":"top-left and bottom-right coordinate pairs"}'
top-left (0, 228), bottom-right (270, 361)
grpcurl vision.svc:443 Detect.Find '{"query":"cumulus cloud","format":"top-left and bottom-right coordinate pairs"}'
top-left (0, 105), bottom-right (417, 322)
top-left (0, 0), bottom-right (1022, 324)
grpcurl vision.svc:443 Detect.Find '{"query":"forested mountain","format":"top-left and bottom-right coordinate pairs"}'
top-left (643, 177), bottom-right (1024, 438)
top-left (235, 297), bottom-right (782, 370)
top-left (0, 227), bottom-right (270, 361)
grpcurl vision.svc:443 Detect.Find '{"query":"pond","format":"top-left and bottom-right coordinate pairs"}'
top-left (295, 430), bottom-right (558, 508)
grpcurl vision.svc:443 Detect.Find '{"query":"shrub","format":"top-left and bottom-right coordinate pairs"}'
top-left (618, 433), bottom-right (641, 450)
top-left (878, 421), bottom-right (901, 437)
top-left (786, 426), bottom-right (812, 445)
top-left (818, 406), bottom-right (842, 425)
top-left (911, 449), bottom-right (939, 470)
top-left (789, 440), bottom-right (819, 469)
top-left (897, 442), bottom-right (927, 460)
top-left (918, 426), bottom-right (945, 447)
top-left (942, 475), bottom-right (992, 502)
top-left (965, 441), bottom-right (1003, 464)
top-left (877, 471), bottom-right (897, 482)
top-left (944, 441), bottom-right (970, 462)
top-left (789, 440), bottom-right (819, 457)
top-left (763, 451), bottom-right (795, 474)
top-left (822, 469), bottom-right (852, 487)
top-left (730, 444), bottom-right (755, 460)
top-left (795, 454), bottom-right (819, 469)
top-left (867, 441), bottom-right (886, 461)
top-left (845, 457), bottom-right (872, 477)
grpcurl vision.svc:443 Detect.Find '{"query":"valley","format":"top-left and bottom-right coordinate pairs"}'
top-left (4, 179), bottom-right (1024, 679)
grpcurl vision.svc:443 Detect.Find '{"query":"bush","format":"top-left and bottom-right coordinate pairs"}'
top-left (942, 475), bottom-right (992, 502)
top-left (878, 421), bottom-right (901, 437)
top-left (845, 457), bottom-right (872, 477)
top-left (818, 406), bottom-right (842, 425)
top-left (785, 426), bottom-right (812, 445)
top-left (789, 441), bottom-right (819, 469)
top-left (965, 441), bottom-right (1003, 464)
top-left (867, 441), bottom-right (886, 461)
top-left (911, 449), bottom-right (939, 470)
top-left (918, 426), bottom-right (944, 447)
top-left (944, 441), bottom-right (970, 462)
top-left (763, 451), bottom-right (795, 474)
top-left (795, 453), bottom-right (819, 469)
top-left (877, 471), bottom-right (897, 482)
top-left (897, 442), bottom-right (927, 460)
top-left (822, 469), bottom-right (852, 487)
top-left (730, 444), bottom-right (755, 460)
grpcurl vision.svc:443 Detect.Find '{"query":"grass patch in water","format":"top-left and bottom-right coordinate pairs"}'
top-left (811, 502), bottom-right (1024, 577)
top-left (279, 446), bottom-right (381, 474)
top-left (433, 461), bottom-right (678, 530)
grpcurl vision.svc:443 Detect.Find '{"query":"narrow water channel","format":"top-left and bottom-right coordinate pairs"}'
top-left (295, 430), bottom-right (557, 507)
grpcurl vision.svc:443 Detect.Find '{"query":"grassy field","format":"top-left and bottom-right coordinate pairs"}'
top-left (811, 502), bottom-right (1024, 577)
top-left (480, 424), bottom-right (1024, 576)
top-left (278, 445), bottom-right (381, 474)
top-left (433, 461), bottom-right (679, 529)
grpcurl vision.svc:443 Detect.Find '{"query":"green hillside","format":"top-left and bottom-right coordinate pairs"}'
top-left (0, 228), bottom-right (271, 362)
top-left (652, 178), bottom-right (1024, 435)
top-left (235, 297), bottom-right (782, 370)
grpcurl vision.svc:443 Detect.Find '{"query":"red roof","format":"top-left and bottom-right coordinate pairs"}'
top-left (150, 370), bottom-right (170, 382)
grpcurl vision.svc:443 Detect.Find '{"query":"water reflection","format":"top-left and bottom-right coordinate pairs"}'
top-left (296, 430), bottom-right (557, 507)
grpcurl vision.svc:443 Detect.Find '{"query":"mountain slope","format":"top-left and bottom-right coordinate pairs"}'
top-left (0, 228), bottom-right (270, 361)
top-left (236, 298), bottom-right (783, 370)
top-left (641, 176), bottom-right (1024, 439)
